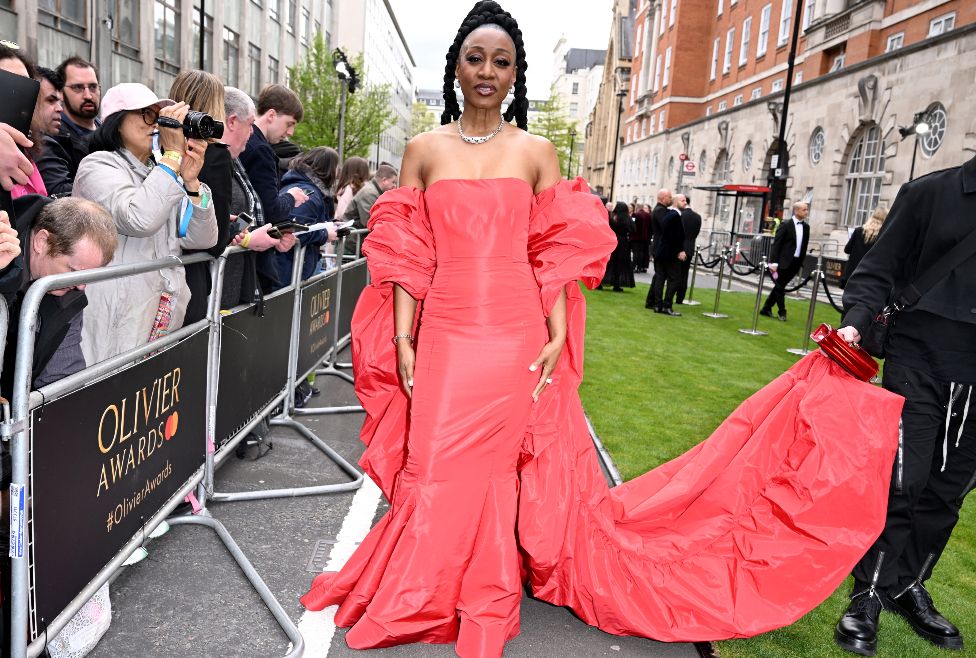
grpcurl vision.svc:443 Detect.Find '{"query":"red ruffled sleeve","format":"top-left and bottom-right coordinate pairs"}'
top-left (528, 177), bottom-right (616, 316)
top-left (352, 188), bottom-right (433, 499)
top-left (362, 187), bottom-right (435, 300)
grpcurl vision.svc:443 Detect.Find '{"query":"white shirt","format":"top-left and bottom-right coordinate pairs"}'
top-left (793, 217), bottom-right (804, 258)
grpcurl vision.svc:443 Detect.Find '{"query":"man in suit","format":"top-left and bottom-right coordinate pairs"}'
top-left (674, 194), bottom-right (701, 305)
top-left (647, 192), bottom-right (686, 316)
top-left (760, 201), bottom-right (810, 321)
top-left (631, 203), bottom-right (652, 273)
top-left (646, 189), bottom-right (675, 311)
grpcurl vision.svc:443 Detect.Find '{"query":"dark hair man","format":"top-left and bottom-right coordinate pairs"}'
top-left (37, 57), bottom-right (100, 196)
top-left (239, 84), bottom-right (308, 289)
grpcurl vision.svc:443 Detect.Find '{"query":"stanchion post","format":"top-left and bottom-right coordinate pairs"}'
top-left (739, 256), bottom-right (769, 336)
top-left (702, 247), bottom-right (730, 319)
top-left (787, 254), bottom-right (824, 356)
top-left (683, 246), bottom-right (702, 306)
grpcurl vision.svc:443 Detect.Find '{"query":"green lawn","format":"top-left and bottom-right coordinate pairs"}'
top-left (579, 283), bottom-right (976, 658)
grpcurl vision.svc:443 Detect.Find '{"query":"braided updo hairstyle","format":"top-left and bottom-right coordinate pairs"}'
top-left (441, 1), bottom-right (529, 131)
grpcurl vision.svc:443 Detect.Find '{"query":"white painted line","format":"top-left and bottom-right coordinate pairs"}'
top-left (298, 475), bottom-right (383, 657)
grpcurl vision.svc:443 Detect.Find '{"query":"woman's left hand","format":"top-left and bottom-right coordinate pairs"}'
top-left (180, 138), bottom-right (209, 190)
top-left (529, 339), bottom-right (564, 402)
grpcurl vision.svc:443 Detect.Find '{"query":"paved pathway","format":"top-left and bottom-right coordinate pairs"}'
top-left (90, 361), bottom-right (702, 658)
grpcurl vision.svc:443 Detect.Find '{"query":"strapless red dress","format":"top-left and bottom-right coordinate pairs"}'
top-left (300, 177), bottom-right (903, 657)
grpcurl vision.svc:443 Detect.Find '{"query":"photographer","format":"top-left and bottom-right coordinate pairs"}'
top-left (834, 155), bottom-right (976, 655)
top-left (73, 83), bottom-right (217, 364)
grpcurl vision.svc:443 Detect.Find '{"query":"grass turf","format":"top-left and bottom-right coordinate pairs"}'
top-left (579, 283), bottom-right (976, 658)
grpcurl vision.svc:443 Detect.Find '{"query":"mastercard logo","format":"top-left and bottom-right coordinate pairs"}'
top-left (164, 411), bottom-right (179, 440)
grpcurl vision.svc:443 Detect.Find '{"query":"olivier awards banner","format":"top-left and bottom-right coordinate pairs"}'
top-left (29, 329), bottom-right (209, 630)
top-left (296, 273), bottom-right (338, 377)
top-left (214, 289), bottom-right (294, 445)
top-left (338, 260), bottom-right (368, 340)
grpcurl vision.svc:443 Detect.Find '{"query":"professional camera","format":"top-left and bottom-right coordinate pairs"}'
top-left (157, 110), bottom-right (224, 140)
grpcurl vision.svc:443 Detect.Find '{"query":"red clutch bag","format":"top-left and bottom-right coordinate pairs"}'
top-left (811, 324), bottom-right (879, 382)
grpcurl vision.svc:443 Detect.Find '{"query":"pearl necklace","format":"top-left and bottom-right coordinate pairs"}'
top-left (458, 116), bottom-right (505, 145)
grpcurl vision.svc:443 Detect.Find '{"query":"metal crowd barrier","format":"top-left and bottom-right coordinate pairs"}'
top-left (3, 232), bottom-right (371, 658)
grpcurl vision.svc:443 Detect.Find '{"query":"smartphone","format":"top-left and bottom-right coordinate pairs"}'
top-left (267, 221), bottom-right (308, 239)
top-left (230, 212), bottom-right (253, 236)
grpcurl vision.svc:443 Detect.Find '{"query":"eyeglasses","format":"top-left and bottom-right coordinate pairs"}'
top-left (139, 107), bottom-right (159, 126)
top-left (65, 83), bottom-right (100, 94)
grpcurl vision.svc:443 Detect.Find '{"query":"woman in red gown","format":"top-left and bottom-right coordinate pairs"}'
top-left (301, 3), bottom-right (904, 656)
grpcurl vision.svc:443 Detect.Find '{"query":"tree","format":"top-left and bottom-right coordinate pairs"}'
top-left (411, 101), bottom-right (437, 137)
top-left (288, 34), bottom-right (396, 159)
top-left (532, 87), bottom-right (578, 177)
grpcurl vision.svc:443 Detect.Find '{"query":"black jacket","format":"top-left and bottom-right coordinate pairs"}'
top-left (681, 208), bottom-right (702, 255)
top-left (770, 218), bottom-right (810, 272)
top-left (239, 125), bottom-right (297, 223)
top-left (840, 226), bottom-right (876, 288)
top-left (654, 208), bottom-right (685, 261)
top-left (183, 143), bottom-right (234, 324)
top-left (36, 124), bottom-right (92, 197)
top-left (650, 203), bottom-right (670, 248)
top-left (843, 155), bottom-right (976, 337)
top-left (0, 195), bottom-right (88, 396)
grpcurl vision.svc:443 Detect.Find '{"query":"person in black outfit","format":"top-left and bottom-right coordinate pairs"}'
top-left (647, 191), bottom-right (686, 316)
top-left (603, 201), bottom-right (636, 291)
top-left (645, 189), bottom-right (673, 310)
top-left (674, 194), bottom-right (701, 305)
top-left (760, 201), bottom-right (810, 321)
top-left (840, 205), bottom-right (887, 289)
top-left (631, 203), bottom-right (652, 273)
top-left (833, 155), bottom-right (976, 656)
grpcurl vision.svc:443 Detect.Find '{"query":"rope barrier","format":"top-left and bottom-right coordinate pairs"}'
top-left (697, 254), bottom-right (723, 269)
top-left (820, 277), bottom-right (845, 313)
top-left (783, 271), bottom-right (815, 293)
top-left (726, 259), bottom-right (760, 276)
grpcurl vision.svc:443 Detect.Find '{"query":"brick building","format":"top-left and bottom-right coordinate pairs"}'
top-left (603, 0), bottom-right (976, 245)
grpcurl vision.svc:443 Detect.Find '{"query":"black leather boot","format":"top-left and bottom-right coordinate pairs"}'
top-left (835, 590), bottom-right (884, 656)
top-left (887, 583), bottom-right (963, 650)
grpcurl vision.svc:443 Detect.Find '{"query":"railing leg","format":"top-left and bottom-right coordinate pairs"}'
top-left (788, 255), bottom-right (824, 356)
top-left (739, 256), bottom-right (769, 336)
top-left (702, 248), bottom-right (730, 319)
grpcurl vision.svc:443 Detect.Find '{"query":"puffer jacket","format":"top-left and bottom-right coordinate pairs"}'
top-left (73, 148), bottom-right (217, 364)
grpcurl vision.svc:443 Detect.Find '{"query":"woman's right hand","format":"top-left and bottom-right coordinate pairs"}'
top-left (837, 326), bottom-right (861, 344)
top-left (232, 223), bottom-right (281, 252)
top-left (157, 102), bottom-right (189, 154)
top-left (0, 123), bottom-right (34, 191)
top-left (287, 187), bottom-right (309, 207)
top-left (397, 342), bottom-right (415, 398)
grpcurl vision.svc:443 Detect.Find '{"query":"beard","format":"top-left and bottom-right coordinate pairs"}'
top-left (66, 96), bottom-right (99, 120)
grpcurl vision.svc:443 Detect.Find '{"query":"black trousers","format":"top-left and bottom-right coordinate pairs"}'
top-left (675, 258), bottom-right (692, 304)
top-left (646, 258), bottom-right (682, 310)
top-left (852, 362), bottom-right (976, 594)
top-left (761, 265), bottom-right (800, 315)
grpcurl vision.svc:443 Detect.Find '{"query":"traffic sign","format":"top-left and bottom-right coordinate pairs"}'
top-left (679, 152), bottom-right (688, 161)
top-left (682, 160), bottom-right (697, 177)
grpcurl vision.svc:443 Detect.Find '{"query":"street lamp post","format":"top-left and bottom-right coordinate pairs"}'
top-left (608, 89), bottom-right (628, 200)
top-left (566, 128), bottom-right (577, 178)
top-left (767, 0), bottom-right (803, 218)
top-left (899, 110), bottom-right (931, 181)
top-left (333, 48), bottom-right (359, 163)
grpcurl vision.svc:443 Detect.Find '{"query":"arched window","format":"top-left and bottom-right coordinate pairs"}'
top-left (652, 153), bottom-right (659, 182)
top-left (843, 124), bottom-right (885, 227)
top-left (698, 150), bottom-right (707, 177)
top-left (713, 149), bottom-right (730, 183)
top-left (920, 102), bottom-right (947, 158)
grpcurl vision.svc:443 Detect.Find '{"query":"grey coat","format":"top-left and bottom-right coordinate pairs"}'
top-left (73, 149), bottom-right (217, 364)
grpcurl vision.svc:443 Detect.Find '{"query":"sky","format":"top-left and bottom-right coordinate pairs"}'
top-left (387, 0), bottom-right (615, 100)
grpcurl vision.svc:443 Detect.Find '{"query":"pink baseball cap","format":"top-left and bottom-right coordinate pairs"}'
top-left (99, 83), bottom-right (175, 120)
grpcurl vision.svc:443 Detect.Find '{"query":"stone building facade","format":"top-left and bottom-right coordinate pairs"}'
top-left (612, 0), bottom-right (976, 244)
top-left (581, 0), bottom-right (636, 196)
top-left (1, 0), bottom-right (333, 99)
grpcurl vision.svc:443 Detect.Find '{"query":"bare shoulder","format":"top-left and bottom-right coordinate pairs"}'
top-left (515, 131), bottom-right (561, 191)
top-left (403, 126), bottom-right (455, 188)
